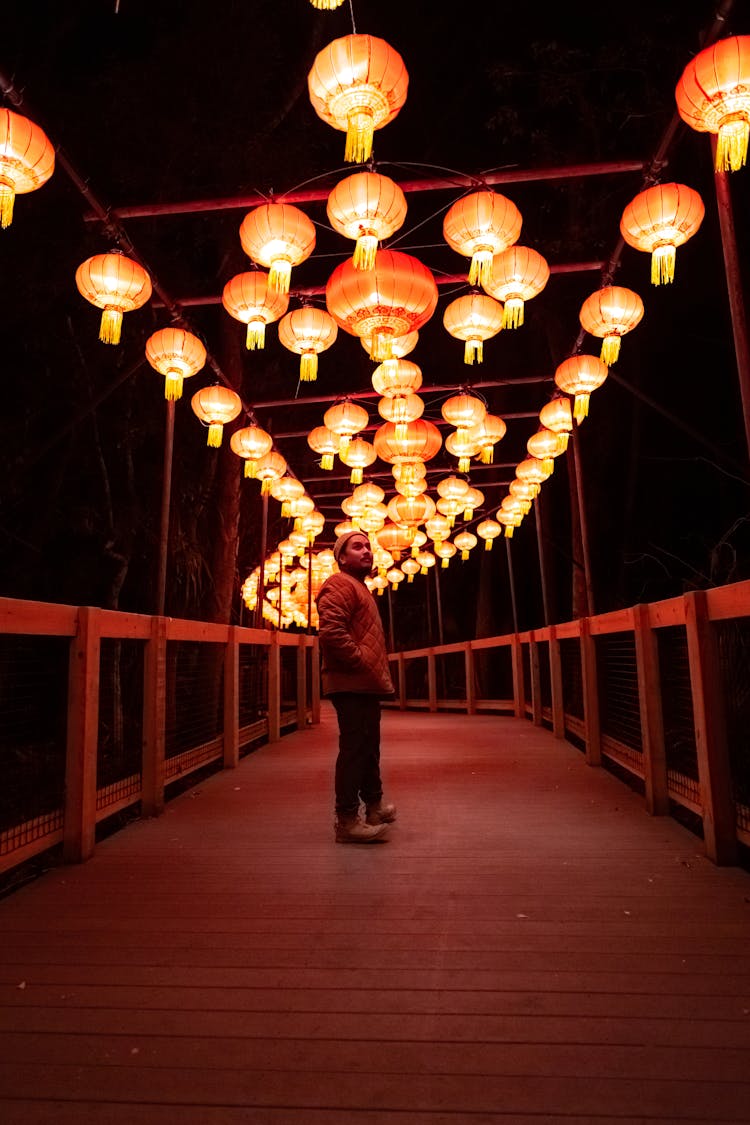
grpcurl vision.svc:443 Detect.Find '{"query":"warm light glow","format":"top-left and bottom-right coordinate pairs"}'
top-left (239, 204), bottom-right (316, 294)
top-left (278, 306), bottom-right (338, 381)
top-left (75, 253), bottom-right (152, 344)
top-left (467, 413), bottom-right (507, 464)
top-left (483, 245), bottom-right (550, 328)
top-left (675, 36), bottom-right (750, 171)
top-left (230, 425), bottom-right (273, 478)
top-left (373, 418), bottom-right (443, 465)
top-left (620, 182), bottom-right (705, 285)
top-left (324, 399), bottom-right (369, 450)
top-left (339, 436), bottom-right (376, 483)
top-left (554, 354), bottom-right (609, 422)
top-left (454, 530), bottom-right (477, 560)
top-left (539, 397), bottom-right (573, 451)
top-left (477, 518), bottom-right (502, 549)
top-left (221, 271), bottom-right (289, 348)
top-left (579, 286), bottom-right (644, 366)
top-left (191, 385), bottom-right (242, 447)
top-left (442, 292), bottom-right (504, 363)
top-left (307, 425), bottom-right (341, 470)
top-left (443, 190), bottom-right (523, 286)
top-left (145, 327), bottom-right (206, 401)
top-left (327, 171), bottom-right (407, 269)
top-left (372, 358), bottom-right (423, 398)
top-left (0, 108), bottom-right (55, 229)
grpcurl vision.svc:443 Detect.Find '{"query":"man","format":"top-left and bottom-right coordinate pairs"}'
top-left (316, 529), bottom-right (396, 844)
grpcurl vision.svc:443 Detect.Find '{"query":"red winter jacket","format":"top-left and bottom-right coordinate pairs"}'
top-left (316, 571), bottom-right (395, 697)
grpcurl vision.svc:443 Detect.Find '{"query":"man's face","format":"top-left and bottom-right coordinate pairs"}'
top-left (338, 533), bottom-right (373, 577)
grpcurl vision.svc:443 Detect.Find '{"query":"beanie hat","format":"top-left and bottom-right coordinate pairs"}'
top-left (333, 528), bottom-right (368, 562)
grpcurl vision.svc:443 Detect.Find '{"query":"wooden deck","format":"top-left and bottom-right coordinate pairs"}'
top-left (1, 707), bottom-right (750, 1124)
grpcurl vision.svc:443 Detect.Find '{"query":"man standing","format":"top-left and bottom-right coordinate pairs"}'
top-left (316, 529), bottom-right (396, 844)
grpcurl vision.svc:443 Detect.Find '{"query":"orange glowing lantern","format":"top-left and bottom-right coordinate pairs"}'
top-left (579, 286), bottom-right (644, 366)
top-left (387, 566), bottom-right (406, 588)
top-left (308, 34), bottom-right (409, 163)
top-left (442, 292), bottom-right (504, 364)
top-left (539, 397), bottom-right (573, 452)
top-left (0, 108), bottom-right (55, 228)
top-left (516, 456), bottom-right (552, 495)
top-left (75, 252), bottom-right (152, 344)
top-left (327, 171), bottom-right (407, 270)
top-left (620, 182), bottom-right (705, 285)
top-left (462, 486), bottom-right (485, 522)
top-left (190, 385), bottom-right (242, 447)
top-left (327, 249), bottom-right (438, 361)
top-left (277, 306), bottom-right (338, 381)
top-left (373, 418), bottom-right (442, 466)
top-left (145, 327), bottom-right (206, 401)
top-left (255, 450), bottom-right (288, 495)
top-left (372, 358), bottom-right (423, 404)
top-left (445, 429), bottom-right (482, 474)
top-left (339, 436), bottom-right (377, 483)
top-left (230, 424), bottom-right (273, 478)
top-left (324, 399), bottom-right (369, 451)
top-left (387, 493), bottom-right (436, 531)
top-left (376, 521), bottom-right (413, 561)
top-left (416, 549), bottom-right (435, 576)
top-left (425, 514), bottom-right (452, 543)
top-left (361, 330), bottom-right (418, 371)
top-left (436, 495), bottom-right (463, 528)
top-left (554, 353), bottom-right (609, 422)
top-left (307, 424), bottom-right (341, 470)
top-left (441, 392), bottom-right (487, 432)
top-left (675, 35), bottom-right (750, 172)
top-left (497, 508), bottom-right (523, 538)
top-left (239, 203), bottom-right (316, 295)
top-left (377, 392), bottom-right (424, 440)
top-left (352, 481), bottom-right (385, 508)
top-left (310, 0), bottom-right (345, 8)
top-left (454, 530), bottom-right (477, 560)
top-left (477, 518), bottom-right (502, 550)
top-left (509, 479), bottom-right (537, 509)
top-left (443, 190), bottom-right (523, 287)
top-left (434, 539), bottom-right (457, 567)
top-left (270, 475), bottom-right (306, 517)
top-left (394, 474), bottom-right (427, 498)
top-left (467, 413), bottom-right (507, 464)
top-left (393, 459), bottom-right (426, 485)
top-left (437, 475), bottom-right (469, 502)
top-left (483, 245), bottom-right (550, 328)
top-left (222, 271), bottom-right (289, 349)
top-left (359, 504), bottom-right (388, 533)
top-left (526, 428), bottom-right (563, 476)
top-left (400, 555), bottom-right (421, 583)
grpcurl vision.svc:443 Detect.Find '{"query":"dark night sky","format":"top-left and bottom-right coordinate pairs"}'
top-left (0, 0), bottom-right (748, 635)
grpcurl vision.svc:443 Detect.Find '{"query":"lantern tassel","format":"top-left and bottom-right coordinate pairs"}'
top-left (345, 109), bottom-right (375, 163)
top-left (0, 182), bottom-right (15, 228)
top-left (716, 117), bottom-right (749, 173)
top-left (458, 456), bottom-right (470, 473)
top-left (652, 245), bottom-right (676, 286)
top-left (442, 558), bottom-right (449, 568)
top-left (464, 339), bottom-right (483, 365)
top-left (407, 572), bottom-right (414, 583)
top-left (164, 371), bottom-right (184, 401)
top-left (350, 467), bottom-right (363, 484)
top-left (300, 353), bottom-right (318, 382)
top-left (502, 297), bottom-right (524, 329)
top-left (207, 423), bottom-right (224, 448)
top-left (353, 233), bottom-right (378, 271)
top-left (468, 249), bottom-right (493, 288)
top-left (246, 321), bottom-right (266, 350)
top-left (99, 308), bottom-right (123, 346)
top-left (268, 259), bottom-right (292, 295)
top-left (573, 393), bottom-right (590, 423)
top-left (504, 525), bottom-right (514, 538)
top-left (479, 445), bottom-right (493, 464)
top-left (261, 478), bottom-right (273, 495)
top-left (600, 335), bottom-right (621, 366)
top-left (244, 460), bottom-right (258, 479)
top-left (485, 539), bottom-right (493, 550)
top-left (321, 453), bottom-right (334, 470)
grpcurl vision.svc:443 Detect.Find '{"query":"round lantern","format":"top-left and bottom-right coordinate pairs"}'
top-left (509, 478), bottom-right (537, 509)
top-left (442, 292), bottom-right (504, 364)
top-left (462, 486), bottom-right (485, 521)
top-left (270, 475), bottom-right (306, 517)
top-left (377, 392), bottom-right (424, 440)
top-left (255, 450), bottom-right (288, 495)
top-left (352, 481), bottom-right (385, 507)
top-left (527, 428), bottom-right (564, 476)
top-left (359, 504), bottom-right (389, 534)
top-left (230, 424), bottom-right (273, 478)
top-left (0, 108), bottom-right (55, 228)
top-left (373, 418), bottom-right (442, 465)
top-left (516, 455), bottom-right (552, 494)
top-left (190, 385), bottom-right (242, 447)
top-left (445, 429), bottom-right (482, 474)
top-left (376, 521), bottom-right (413, 560)
top-left (436, 475), bottom-right (469, 502)
top-left (400, 556), bottom-right (421, 583)
top-left (308, 34), bottom-right (409, 163)
top-left (554, 353), bottom-right (609, 422)
top-left (327, 171), bottom-right (407, 270)
top-left (222, 271), bottom-right (289, 349)
top-left (467, 413), bottom-right (507, 463)
top-left (387, 493), bottom-right (436, 533)
top-left (454, 530), bottom-right (477, 560)
top-left (434, 539), bottom-right (457, 568)
top-left (277, 306), bottom-right (338, 381)
top-left (326, 249), bottom-right (438, 360)
top-left (339, 436), bottom-right (377, 483)
top-left (361, 329), bottom-right (419, 366)
top-left (579, 285), bottom-right (644, 366)
top-left (620, 182), bottom-right (705, 285)
top-left (539, 397), bottom-right (573, 452)
top-left (393, 459), bottom-right (426, 484)
top-left (497, 508), bottom-right (523, 538)
top-left (372, 357), bottom-right (423, 398)
top-left (415, 550), bottom-right (436, 576)
top-left (239, 203), bottom-right (316, 295)
top-left (394, 475), bottom-right (427, 499)
top-left (477, 518), bottom-right (502, 550)
top-left (310, 0), bottom-right (345, 8)
top-left (675, 35), bottom-right (750, 172)
top-left (443, 190), bottom-right (523, 287)
top-left (425, 514), bottom-right (452, 543)
top-left (387, 566), bottom-right (405, 588)
top-left (483, 245), bottom-right (550, 328)
top-left (307, 424), bottom-right (340, 470)
top-left (324, 399), bottom-right (369, 450)
top-left (436, 495), bottom-right (463, 527)
top-left (441, 392), bottom-right (487, 432)
top-left (145, 327), bottom-right (206, 401)
top-left (75, 252), bottom-right (152, 344)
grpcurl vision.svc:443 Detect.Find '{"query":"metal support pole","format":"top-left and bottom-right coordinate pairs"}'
top-left (569, 425), bottom-right (596, 617)
top-left (156, 400), bottom-right (175, 617)
top-left (433, 561), bottom-right (445, 647)
top-left (505, 535), bottom-right (519, 634)
top-left (307, 540), bottom-right (314, 634)
top-left (255, 490), bottom-right (268, 629)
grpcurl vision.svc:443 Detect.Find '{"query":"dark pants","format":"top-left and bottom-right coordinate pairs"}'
top-left (330, 692), bottom-right (383, 817)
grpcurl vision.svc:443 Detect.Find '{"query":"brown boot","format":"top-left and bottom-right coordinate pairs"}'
top-left (335, 814), bottom-right (389, 844)
top-left (365, 801), bottom-right (397, 825)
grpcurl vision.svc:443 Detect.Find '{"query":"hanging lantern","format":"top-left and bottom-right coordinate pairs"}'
top-left (270, 475), bottom-right (306, 517)
top-left (373, 418), bottom-right (442, 466)
top-left (307, 424), bottom-right (340, 470)
top-left (415, 549), bottom-right (436, 576)
top-left (442, 292), bottom-right (504, 364)
top-left (239, 203), bottom-right (316, 295)
top-left (462, 485), bottom-right (484, 522)
top-left (477, 518), bottom-right (502, 550)
top-left (352, 481), bottom-right (385, 508)
top-left (222, 271), bottom-right (289, 349)
top-left (387, 566), bottom-right (405, 588)
top-left (359, 503), bottom-right (389, 533)
top-left (339, 436), bottom-right (377, 483)
top-left (400, 555), bottom-right (421, 583)
top-left (372, 357), bottom-right (423, 398)
top-left (327, 171), bottom-right (407, 270)
top-left (483, 245), bottom-right (550, 328)
top-left (445, 429), bottom-right (481, 474)
top-left (436, 495), bottom-right (463, 528)
top-left (289, 494), bottom-right (316, 530)
top-left (277, 306), bottom-right (338, 381)
top-left (539, 397), bottom-right (573, 452)
top-left (310, 0), bottom-right (345, 8)
top-left (230, 424), bottom-right (273, 478)
top-left (509, 478), bottom-right (537, 510)
top-left (377, 392), bottom-right (424, 440)
top-left (394, 474), bottom-right (427, 498)
top-left (675, 35), bottom-right (750, 172)
top-left (497, 508), bottom-right (523, 538)
top-left (441, 391), bottom-right (487, 433)
top-left (443, 190), bottom-right (523, 287)
top-left (299, 510), bottom-right (326, 544)
top-left (620, 183), bottom-right (705, 285)
top-left (361, 330), bottom-right (419, 373)
top-left (554, 353), bottom-right (609, 422)
top-left (190, 385), bottom-right (242, 447)
top-left (434, 539), bottom-right (457, 568)
top-left (75, 252), bottom-right (152, 344)
top-left (454, 530), bottom-right (477, 560)
top-left (393, 459), bottom-right (426, 485)
top-left (387, 492), bottom-right (436, 531)
top-left (326, 249), bottom-right (438, 360)
top-left (516, 456), bottom-right (552, 495)
top-left (308, 34), bottom-right (409, 163)
top-left (341, 493), bottom-right (366, 528)
top-left (467, 412), bottom-right (507, 464)
top-left (425, 514), bottom-right (452, 543)
top-left (527, 428), bottom-right (564, 477)
top-left (579, 286), bottom-right (644, 367)
top-left (376, 521), bottom-right (413, 561)
top-left (145, 327), bottom-right (206, 401)
top-left (436, 474), bottom-right (469, 502)
top-left (324, 399), bottom-right (369, 451)
top-left (255, 450), bottom-right (288, 495)
top-left (0, 108), bottom-right (55, 228)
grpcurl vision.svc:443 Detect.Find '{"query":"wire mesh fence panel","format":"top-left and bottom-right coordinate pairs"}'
top-left (657, 625), bottom-right (698, 781)
top-left (165, 642), bottom-right (224, 764)
top-left (96, 639), bottom-right (144, 812)
top-left (280, 644), bottom-right (299, 726)
top-left (715, 618), bottom-right (750, 807)
top-left (560, 637), bottom-right (583, 720)
top-left (537, 641), bottom-right (551, 713)
top-left (404, 655), bottom-right (429, 702)
top-left (239, 644), bottom-right (268, 727)
top-left (435, 651), bottom-right (465, 702)
top-left (0, 635), bottom-right (69, 844)
top-left (522, 643), bottom-right (531, 712)
top-left (595, 633), bottom-right (642, 755)
top-left (474, 646), bottom-right (513, 706)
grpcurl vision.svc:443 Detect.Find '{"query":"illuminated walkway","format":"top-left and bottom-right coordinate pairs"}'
top-left (1, 707), bottom-right (749, 1124)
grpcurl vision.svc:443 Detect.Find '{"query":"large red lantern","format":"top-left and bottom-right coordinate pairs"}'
top-left (75, 252), bottom-right (152, 345)
top-left (620, 183), bottom-right (705, 285)
top-left (675, 35), bottom-right (750, 172)
top-left (373, 418), bottom-right (442, 465)
top-left (0, 108), bottom-right (55, 228)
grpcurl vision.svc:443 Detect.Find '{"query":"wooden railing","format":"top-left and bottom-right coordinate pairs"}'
top-left (386, 580), bottom-right (750, 866)
top-left (0, 598), bottom-right (320, 875)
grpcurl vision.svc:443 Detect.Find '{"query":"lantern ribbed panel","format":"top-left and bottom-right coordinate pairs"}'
top-left (373, 418), bottom-right (442, 464)
top-left (579, 285), bottom-right (644, 365)
top-left (75, 253), bottom-right (152, 313)
top-left (377, 393), bottom-right (424, 425)
top-left (371, 358), bottom-right (423, 397)
top-left (146, 327), bottom-right (207, 400)
top-left (483, 245), bottom-right (550, 327)
top-left (361, 329), bottom-right (418, 360)
top-left (442, 292), bottom-right (504, 363)
top-left (675, 36), bottom-right (750, 171)
top-left (443, 190), bottom-right (522, 286)
top-left (441, 392), bottom-right (487, 430)
top-left (239, 204), bottom-right (316, 293)
top-left (387, 493), bottom-right (436, 527)
top-left (327, 171), bottom-right (407, 268)
top-left (620, 183), bottom-right (705, 284)
top-left (307, 424), bottom-right (340, 455)
top-left (277, 306), bottom-right (337, 379)
top-left (326, 249), bottom-right (438, 357)
top-left (324, 400), bottom-right (369, 441)
top-left (222, 271), bottom-right (290, 348)
top-left (308, 35), bottom-right (409, 162)
top-left (0, 108), bottom-right (55, 226)
top-left (554, 353), bottom-right (609, 421)
top-left (191, 385), bottom-right (242, 447)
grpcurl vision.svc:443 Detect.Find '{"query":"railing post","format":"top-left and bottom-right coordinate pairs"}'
top-left (142, 614), bottom-right (167, 817)
top-left (633, 603), bottom-right (669, 814)
top-left (398, 652), bottom-right (406, 710)
top-left (549, 625), bottom-right (565, 739)
top-left (297, 633), bottom-right (307, 729)
top-left (64, 606), bottom-right (101, 863)
top-left (223, 625), bottom-right (240, 769)
top-left (511, 635), bottom-right (525, 718)
top-left (530, 636), bottom-right (542, 726)
top-left (464, 642), bottom-right (476, 715)
top-left (310, 636), bottom-right (321, 725)
top-left (580, 618), bottom-right (601, 766)
top-left (267, 634), bottom-right (281, 743)
top-left (427, 651), bottom-right (437, 712)
top-left (683, 591), bottom-right (738, 865)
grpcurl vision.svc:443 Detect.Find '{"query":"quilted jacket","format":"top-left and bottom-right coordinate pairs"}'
top-left (316, 571), bottom-right (395, 697)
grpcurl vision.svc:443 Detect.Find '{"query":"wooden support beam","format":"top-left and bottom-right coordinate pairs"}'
top-left (530, 638), bottom-right (543, 726)
top-left (63, 606), bottom-right (101, 862)
top-left (223, 626), bottom-right (240, 769)
top-left (267, 635), bottom-right (281, 743)
top-left (297, 635), bottom-right (307, 730)
top-left (549, 626), bottom-right (565, 739)
top-left (580, 618), bottom-right (602, 766)
top-left (427, 652), bottom-right (437, 712)
top-left (633, 604), bottom-right (669, 814)
top-left (464, 643), bottom-right (476, 715)
top-left (142, 615), bottom-right (167, 817)
top-left (511, 635), bottom-right (525, 718)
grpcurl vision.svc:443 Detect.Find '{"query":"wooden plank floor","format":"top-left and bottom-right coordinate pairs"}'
top-left (1, 706), bottom-right (750, 1124)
